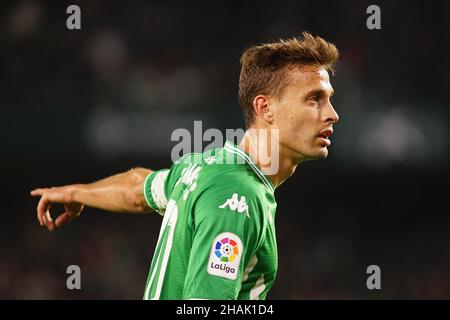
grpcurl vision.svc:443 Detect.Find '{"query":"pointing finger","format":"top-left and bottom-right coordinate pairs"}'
top-left (31, 188), bottom-right (46, 197)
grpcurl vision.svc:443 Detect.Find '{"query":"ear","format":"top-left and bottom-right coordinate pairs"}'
top-left (252, 95), bottom-right (274, 125)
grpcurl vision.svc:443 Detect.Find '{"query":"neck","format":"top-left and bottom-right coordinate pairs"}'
top-left (239, 129), bottom-right (300, 189)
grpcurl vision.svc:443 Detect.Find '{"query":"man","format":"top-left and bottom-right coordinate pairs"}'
top-left (31, 32), bottom-right (339, 299)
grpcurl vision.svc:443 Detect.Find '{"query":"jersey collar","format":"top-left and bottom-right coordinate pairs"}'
top-left (224, 141), bottom-right (275, 193)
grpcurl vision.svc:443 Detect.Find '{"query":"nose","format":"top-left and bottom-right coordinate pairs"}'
top-left (326, 103), bottom-right (339, 124)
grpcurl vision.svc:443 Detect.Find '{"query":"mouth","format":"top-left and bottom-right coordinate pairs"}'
top-left (317, 129), bottom-right (333, 146)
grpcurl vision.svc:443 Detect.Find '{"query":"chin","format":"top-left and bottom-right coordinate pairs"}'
top-left (318, 147), bottom-right (329, 158)
top-left (312, 147), bottom-right (329, 160)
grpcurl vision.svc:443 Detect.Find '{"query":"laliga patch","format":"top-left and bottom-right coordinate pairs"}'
top-left (207, 232), bottom-right (243, 280)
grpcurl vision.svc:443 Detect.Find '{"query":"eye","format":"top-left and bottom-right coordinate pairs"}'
top-left (308, 95), bottom-right (319, 103)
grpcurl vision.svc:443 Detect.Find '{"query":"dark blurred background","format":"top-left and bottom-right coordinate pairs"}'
top-left (1, 0), bottom-right (449, 299)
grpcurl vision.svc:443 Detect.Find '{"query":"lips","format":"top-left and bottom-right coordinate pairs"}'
top-left (318, 129), bottom-right (333, 146)
top-left (319, 129), bottom-right (333, 139)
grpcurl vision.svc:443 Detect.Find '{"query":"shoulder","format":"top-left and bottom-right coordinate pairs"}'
top-left (194, 167), bottom-right (268, 223)
top-left (200, 162), bottom-right (265, 198)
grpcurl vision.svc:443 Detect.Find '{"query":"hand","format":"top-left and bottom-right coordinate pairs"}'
top-left (30, 186), bottom-right (84, 231)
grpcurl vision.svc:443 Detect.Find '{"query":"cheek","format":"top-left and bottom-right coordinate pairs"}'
top-left (286, 109), bottom-right (314, 137)
top-left (281, 105), bottom-right (304, 127)
top-left (275, 102), bottom-right (317, 141)
top-left (292, 120), bottom-right (312, 143)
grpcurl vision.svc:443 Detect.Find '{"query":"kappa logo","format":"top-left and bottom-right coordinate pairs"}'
top-left (219, 193), bottom-right (250, 218)
top-left (207, 232), bottom-right (243, 280)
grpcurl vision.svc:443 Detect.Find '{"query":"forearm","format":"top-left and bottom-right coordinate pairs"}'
top-left (71, 167), bottom-right (153, 213)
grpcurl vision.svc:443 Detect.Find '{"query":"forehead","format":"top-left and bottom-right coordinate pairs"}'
top-left (285, 65), bottom-right (333, 94)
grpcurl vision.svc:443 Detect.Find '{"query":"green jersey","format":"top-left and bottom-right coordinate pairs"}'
top-left (142, 141), bottom-right (278, 300)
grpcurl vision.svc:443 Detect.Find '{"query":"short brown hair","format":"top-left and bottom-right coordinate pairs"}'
top-left (238, 32), bottom-right (339, 128)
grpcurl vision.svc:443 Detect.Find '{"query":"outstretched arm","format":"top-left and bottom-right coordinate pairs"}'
top-left (30, 167), bottom-right (153, 231)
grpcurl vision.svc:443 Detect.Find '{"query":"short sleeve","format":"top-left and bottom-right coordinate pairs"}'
top-left (182, 181), bottom-right (265, 299)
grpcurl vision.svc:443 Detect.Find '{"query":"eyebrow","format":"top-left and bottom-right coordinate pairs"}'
top-left (305, 88), bottom-right (334, 98)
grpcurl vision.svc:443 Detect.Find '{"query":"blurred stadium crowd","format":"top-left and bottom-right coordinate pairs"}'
top-left (1, 1), bottom-right (449, 299)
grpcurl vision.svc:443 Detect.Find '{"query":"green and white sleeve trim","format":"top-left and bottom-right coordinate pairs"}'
top-left (143, 169), bottom-right (169, 215)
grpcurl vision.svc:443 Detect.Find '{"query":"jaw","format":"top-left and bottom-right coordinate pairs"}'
top-left (279, 137), bottom-right (331, 163)
top-left (309, 142), bottom-right (329, 159)
top-left (294, 145), bottom-right (329, 162)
